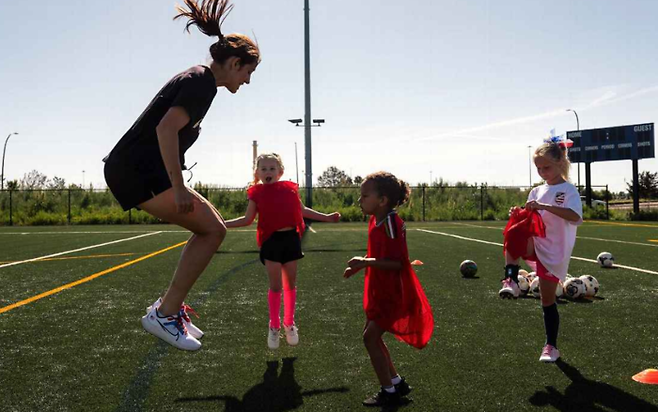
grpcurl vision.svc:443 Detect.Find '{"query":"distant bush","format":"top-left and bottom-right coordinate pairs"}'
top-left (0, 184), bottom-right (641, 226)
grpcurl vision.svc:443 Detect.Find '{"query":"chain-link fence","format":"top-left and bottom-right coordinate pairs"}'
top-left (0, 185), bottom-right (613, 226)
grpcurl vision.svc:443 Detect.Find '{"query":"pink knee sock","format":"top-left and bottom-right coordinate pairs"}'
top-left (284, 288), bottom-right (297, 327)
top-left (268, 289), bottom-right (281, 329)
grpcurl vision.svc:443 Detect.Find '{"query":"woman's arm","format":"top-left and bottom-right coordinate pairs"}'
top-left (301, 202), bottom-right (341, 222)
top-left (156, 106), bottom-right (193, 214)
top-left (225, 200), bottom-right (257, 228)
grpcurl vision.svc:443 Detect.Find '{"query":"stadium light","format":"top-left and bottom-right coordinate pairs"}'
top-left (1, 132), bottom-right (19, 191)
top-left (288, 119), bottom-right (303, 126)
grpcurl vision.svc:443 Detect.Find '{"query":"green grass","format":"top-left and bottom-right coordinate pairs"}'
top-left (1, 222), bottom-right (657, 411)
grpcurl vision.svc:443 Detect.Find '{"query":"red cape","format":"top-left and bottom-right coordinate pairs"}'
top-left (503, 208), bottom-right (546, 260)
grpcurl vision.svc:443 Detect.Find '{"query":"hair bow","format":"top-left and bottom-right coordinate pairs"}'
top-left (544, 130), bottom-right (573, 148)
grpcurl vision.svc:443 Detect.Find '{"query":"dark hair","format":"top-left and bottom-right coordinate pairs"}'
top-left (174, 0), bottom-right (260, 66)
top-left (364, 171), bottom-right (411, 209)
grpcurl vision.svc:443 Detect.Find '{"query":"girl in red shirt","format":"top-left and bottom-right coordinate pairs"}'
top-left (225, 153), bottom-right (340, 349)
top-left (344, 171), bottom-right (434, 407)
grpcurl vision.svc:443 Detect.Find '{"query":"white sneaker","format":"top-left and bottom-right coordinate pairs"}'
top-left (499, 278), bottom-right (520, 299)
top-left (284, 324), bottom-right (299, 346)
top-left (539, 344), bottom-right (560, 362)
top-left (147, 298), bottom-right (204, 340)
top-left (268, 327), bottom-right (280, 349)
top-left (141, 307), bottom-right (201, 351)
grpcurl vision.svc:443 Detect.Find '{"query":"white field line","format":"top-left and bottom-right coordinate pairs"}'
top-left (416, 229), bottom-right (658, 276)
top-left (448, 222), bottom-right (658, 248)
top-left (0, 232), bottom-right (162, 269)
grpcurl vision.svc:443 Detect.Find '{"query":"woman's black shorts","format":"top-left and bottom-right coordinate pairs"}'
top-left (260, 230), bottom-right (304, 265)
top-left (104, 160), bottom-right (172, 211)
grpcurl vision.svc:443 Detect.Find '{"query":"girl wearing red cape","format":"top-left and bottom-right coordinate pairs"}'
top-left (344, 171), bottom-right (434, 407)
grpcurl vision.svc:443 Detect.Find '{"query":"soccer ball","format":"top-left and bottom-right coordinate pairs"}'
top-left (597, 252), bottom-right (614, 268)
top-left (563, 278), bottom-right (586, 299)
top-left (555, 281), bottom-right (564, 299)
top-left (526, 271), bottom-right (537, 283)
top-left (530, 277), bottom-right (541, 298)
top-left (579, 275), bottom-right (600, 297)
top-left (460, 260), bottom-right (478, 278)
top-left (517, 274), bottom-right (530, 296)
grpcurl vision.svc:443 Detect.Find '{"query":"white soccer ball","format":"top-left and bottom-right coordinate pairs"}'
top-left (579, 275), bottom-right (600, 297)
top-left (597, 252), bottom-right (614, 268)
top-left (563, 278), bottom-right (586, 299)
top-left (517, 274), bottom-right (530, 296)
top-left (530, 277), bottom-right (541, 298)
top-left (526, 271), bottom-right (537, 283)
top-left (555, 281), bottom-right (564, 299)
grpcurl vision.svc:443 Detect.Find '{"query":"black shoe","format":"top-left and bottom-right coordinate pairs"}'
top-left (362, 388), bottom-right (402, 407)
top-left (394, 377), bottom-right (412, 397)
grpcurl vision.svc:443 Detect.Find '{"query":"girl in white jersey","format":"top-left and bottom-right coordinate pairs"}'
top-left (498, 137), bottom-right (583, 362)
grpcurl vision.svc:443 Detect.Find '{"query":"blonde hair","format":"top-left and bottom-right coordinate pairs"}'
top-left (534, 142), bottom-right (571, 181)
top-left (363, 171), bottom-right (411, 209)
top-left (251, 153), bottom-right (285, 186)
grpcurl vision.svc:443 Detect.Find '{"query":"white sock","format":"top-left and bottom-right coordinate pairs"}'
top-left (383, 385), bottom-right (396, 393)
top-left (391, 375), bottom-right (402, 385)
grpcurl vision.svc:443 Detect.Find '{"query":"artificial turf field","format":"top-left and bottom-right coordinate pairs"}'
top-left (0, 221), bottom-right (657, 412)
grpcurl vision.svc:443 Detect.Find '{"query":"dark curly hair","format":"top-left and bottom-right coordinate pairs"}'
top-left (364, 171), bottom-right (411, 209)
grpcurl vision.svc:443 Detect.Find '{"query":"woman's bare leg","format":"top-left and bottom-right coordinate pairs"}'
top-left (139, 187), bottom-right (226, 316)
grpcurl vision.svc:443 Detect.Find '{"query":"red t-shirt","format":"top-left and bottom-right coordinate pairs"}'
top-left (364, 213), bottom-right (434, 349)
top-left (247, 181), bottom-right (305, 247)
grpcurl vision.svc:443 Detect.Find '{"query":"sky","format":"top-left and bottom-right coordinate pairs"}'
top-left (1, 0), bottom-right (657, 194)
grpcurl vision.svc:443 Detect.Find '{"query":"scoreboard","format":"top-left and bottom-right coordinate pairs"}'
top-left (567, 123), bottom-right (654, 163)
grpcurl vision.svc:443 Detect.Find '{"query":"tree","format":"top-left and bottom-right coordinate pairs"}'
top-left (626, 171), bottom-right (658, 199)
top-left (20, 170), bottom-right (48, 190)
top-left (48, 176), bottom-right (67, 190)
top-left (353, 175), bottom-right (363, 186)
top-left (317, 166), bottom-right (353, 187)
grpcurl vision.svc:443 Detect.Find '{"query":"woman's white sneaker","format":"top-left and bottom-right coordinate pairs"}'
top-left (284, 324), bottom-right (299, 346)
top-left (141, 307), bottom-right (201, 351)
top-left (268, 327), bottom-right (280, 349)
top-left (146, 298), bottom-right (204, 340)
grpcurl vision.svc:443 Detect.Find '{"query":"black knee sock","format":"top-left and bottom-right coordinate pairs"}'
top-left (504, 264), bottom-right (520, 283)
top-left (542, 303), bottom-right (559, 347)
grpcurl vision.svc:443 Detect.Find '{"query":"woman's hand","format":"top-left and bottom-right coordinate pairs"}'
top-left (174, 186), bottom-right (195, 214)
top-left (328, 212), bottom-right (341, 223)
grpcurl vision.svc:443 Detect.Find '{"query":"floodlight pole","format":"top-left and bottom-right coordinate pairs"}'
top-left (566, 109), bottom-right (580, 190)
top-left (303, 0), bottom-right (314, 208)
top-left (1, 132), bottom-right (19, 191)
top-left (528, 145), bottom-right (532, 187)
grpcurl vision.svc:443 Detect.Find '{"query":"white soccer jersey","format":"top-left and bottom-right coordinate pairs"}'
top-left (527, 182), bottom-right (583, 280)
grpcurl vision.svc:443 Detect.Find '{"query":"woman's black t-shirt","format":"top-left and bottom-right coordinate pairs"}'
top-left (105, 65), bottom-right (217, 173)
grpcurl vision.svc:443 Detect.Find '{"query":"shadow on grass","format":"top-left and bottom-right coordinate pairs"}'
top-left (529, 359), bottom-right (658, 411)
top-left (175, 357), bottom-right (349, 412)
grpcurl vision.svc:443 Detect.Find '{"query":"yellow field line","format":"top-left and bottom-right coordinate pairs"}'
top-left (0, 253), bottom-right (137, 264)
top-left (0, 241), bottom-right (187, 315)
top-left (650, 240), bottom-right (658, 243)
top-left (585, 221), bottom-right (658, 228)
